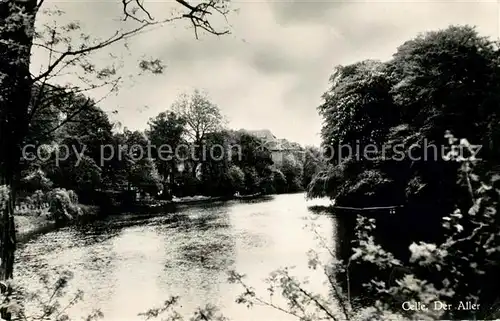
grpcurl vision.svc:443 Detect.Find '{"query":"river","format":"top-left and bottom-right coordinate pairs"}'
top-left (15, 193), bottom-right (338, 321)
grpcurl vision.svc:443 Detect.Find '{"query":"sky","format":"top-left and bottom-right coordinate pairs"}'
top-left (32, 0), bottom-right (500, 146)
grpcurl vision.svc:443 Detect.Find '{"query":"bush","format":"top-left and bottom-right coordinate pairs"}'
top-left (19, 169), bottom-right (53, 193)
top-left (228, 165), bottom-right (245, 192)
top-left (46, 188), bottom-right (83, 223)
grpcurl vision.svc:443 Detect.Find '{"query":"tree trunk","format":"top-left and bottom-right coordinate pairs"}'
top-left (169, 160), bottom-right (176, 196)
top-left (192, 134), bottom-right (201, 178)
top-left (0, 0), bottom-right (38, 295)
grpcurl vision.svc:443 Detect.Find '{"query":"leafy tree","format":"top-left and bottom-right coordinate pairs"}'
top-left (172, 90), bottom-right (226, 144)
top-left (389, 25), bottom-right (500, 143)
top-left (318, 60), bottom-right (396, 149)
top-left (24, 100), bottom-right (116, 203)
top-left (279, 155), bottom-right (303, 193)
top-left (313, 25), bottom-right (500, 201)
top-left (58, 103), bottom-right (114, 161)
top-left (198, 131), bottom-right (232, 196)
top-left (24, 84), bottom-right (64, 147)
top-left (171, 90), bottom-right (226, 177)
top-left (243, 167), bottom-right (260, 194)
top-left (228, 165), bottom-right (245, 193)
top-left (312, 59), bottom-right (399, 207)
top-left (384, 26), bottom-right (500, 246)
top-left (302, 146), bottom-right (325, 189)
top-left (47, 149), bottom-right (102, 198)
top-left (271, 169), bottom-right (287, 194)
top-left (308, 25), bottom-right (500, 270)
top-left (146, 111), bottom-right (186, 198)
top-left (114, 129), bottom-right (163, 196)
top-left (18, 168), bottom-right (53, 194)
top-left (231, 131), bottom-right (273, 181)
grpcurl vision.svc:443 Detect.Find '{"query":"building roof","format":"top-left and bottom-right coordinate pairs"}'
top-left (242, 129), bottom-right (276, 142)
top-left (240, 128), bottom-right (303, 151)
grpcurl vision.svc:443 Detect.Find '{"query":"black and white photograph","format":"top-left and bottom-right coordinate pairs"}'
top-left (1, 0), bottom-right (500, 320)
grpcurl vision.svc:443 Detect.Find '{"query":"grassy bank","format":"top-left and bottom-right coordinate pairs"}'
top-left (15, 204), bottom-right (99, 242)
top-left (15, 215), bottom-right (55, 243)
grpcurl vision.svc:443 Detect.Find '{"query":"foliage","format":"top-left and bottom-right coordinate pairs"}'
top-left (318, 60), bottom-right (396, 149)
top-left (19, 169), bottom-right (53, 193)
top-left (271, 169), bottom-right (287, 194)
top-left (243, 167), bottom-right (260, 194)
top-left (172, 90), bottom-right (226, 144)
top-left (310, 25), bottom-right (500, 212)
top-left (344, 133), bottom-right (500, 320)
top-left (146, 111), bottom-right (186, 195)
top-left (227, 165), bottom-right (245, 192)
top-left (304, 25), bottom-right (500, 320)
top-left (115, 130), bottom-right (163, 196)
top-left (50, 153), bottom-right (102, 196)
top-left (279, 155), bottom-right (304, 193)
top-left (46, 188), bottom-right (82, 223)
top-left (0, 269), bottom-right (103, 321)
top-left (302, 146), bottom-right (325, 189)
top-left (388, 26), bottom-right (500, 144)
top-left (139, 297), bottom-right (227, 321)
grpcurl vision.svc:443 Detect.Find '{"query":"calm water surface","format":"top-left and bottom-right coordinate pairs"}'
top-left (16, 193), bottom-right (337, 321)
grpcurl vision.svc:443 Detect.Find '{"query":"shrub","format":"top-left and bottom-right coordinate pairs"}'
top-left (228, 165), bottom-right (245, 192)
top-left (46, 188), bottom-right (83, 223)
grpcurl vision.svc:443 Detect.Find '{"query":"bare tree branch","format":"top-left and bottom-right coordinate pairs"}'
top-left (121, 0), bottom-right (154, 23)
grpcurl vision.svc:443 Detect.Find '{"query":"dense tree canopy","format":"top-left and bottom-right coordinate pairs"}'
top-left (311, 25), bottom-right (500, 208)
top-left (308, 25), bottom-right (500, 314)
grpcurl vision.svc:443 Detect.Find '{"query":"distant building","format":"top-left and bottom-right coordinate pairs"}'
top-left (241, 129), bottom-right (305, 166)
top-left (244, 129), bottom-right (276, 142)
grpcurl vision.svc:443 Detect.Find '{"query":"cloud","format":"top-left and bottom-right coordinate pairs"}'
top-left (269, 0), bottom-right (342, 25)
top-left (31, 0), bottom-right (499, 146)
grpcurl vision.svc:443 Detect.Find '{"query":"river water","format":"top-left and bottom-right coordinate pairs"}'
top-left (15, 193), bottom-right (338, 321)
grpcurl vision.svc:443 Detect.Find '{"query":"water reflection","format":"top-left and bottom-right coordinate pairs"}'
top-left (16, 193), bottom-right (337, 321)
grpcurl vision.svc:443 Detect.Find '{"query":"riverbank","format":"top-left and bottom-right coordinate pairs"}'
top-left (16, 204), bottom-right (99, 243)
top-left (173, 193), bottom-right (262, 204)
top-left (119, 193), bottom-right (265, 213)
top-left (16, 193), bottom-right (266, 242)
top-left (15, 215), bottom-right (55, 242)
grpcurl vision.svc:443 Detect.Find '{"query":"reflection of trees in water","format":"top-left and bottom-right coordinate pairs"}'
top-left (333, 211), bottom-right (411, 308)
top-left (168, 206), bottom-right (232, 231)
top-left (161, 204), bottom-right (237, 307)
top-left (174, 234), bottom-right (235, 271)
top-left (17, 202), bottom-right (241, 319)
top-left (307, 205), bottom-right (333, 215)
top-left (235, 196), bottom-right (275, 204)
top-left (333, 213), bottom-right (357, 293)
top-left (170, 206), bottom-right (236, 271)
